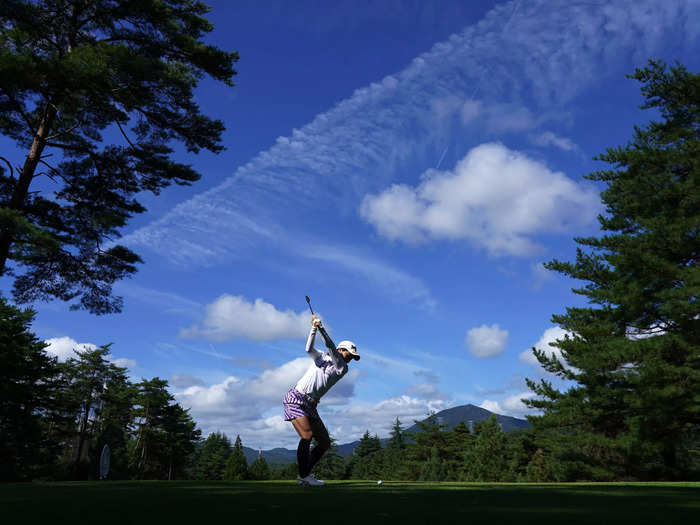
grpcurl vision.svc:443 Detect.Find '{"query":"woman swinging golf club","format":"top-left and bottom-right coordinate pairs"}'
top-left (283, 303), bottom-right (360, 486)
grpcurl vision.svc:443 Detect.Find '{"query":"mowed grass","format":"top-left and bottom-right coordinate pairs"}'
top-left (3, 480), bottom-right (699, 525)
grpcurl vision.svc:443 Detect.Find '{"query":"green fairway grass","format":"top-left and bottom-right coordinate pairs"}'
top-left (2, 481), bottom-right (698, 524)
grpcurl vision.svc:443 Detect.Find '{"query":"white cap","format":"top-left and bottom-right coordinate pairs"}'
top-left (337, 340), bottom-right (360, 360)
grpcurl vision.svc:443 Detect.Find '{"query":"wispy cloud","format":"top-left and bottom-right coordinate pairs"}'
top-left (531, 131), bottom-right (580, 152)
top-left (119, 0), bottom-right (696, 270)
top-left (301, 244), bottom-right (436, 310)
top-left (114, 282), bottom-right (202, 317)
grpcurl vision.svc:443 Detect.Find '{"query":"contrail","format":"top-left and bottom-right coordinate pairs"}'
top-left (435, 146), bottom-right (448, 169)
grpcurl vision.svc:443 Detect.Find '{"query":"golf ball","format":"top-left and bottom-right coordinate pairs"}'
top-left (377, 480), bottom-right (382, 485)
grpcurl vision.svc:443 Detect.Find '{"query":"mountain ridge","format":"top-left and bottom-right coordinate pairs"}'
top-left (243, 403), bottom-right (530, 465)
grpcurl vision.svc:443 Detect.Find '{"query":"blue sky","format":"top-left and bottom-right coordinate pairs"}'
top-left (11, 0), bottom-right (700, 449)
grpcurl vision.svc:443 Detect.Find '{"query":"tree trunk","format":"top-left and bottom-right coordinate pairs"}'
top-left (0, 102), bottom-right (57, 274)
top-left (73, 399), bottom-right (92, 480)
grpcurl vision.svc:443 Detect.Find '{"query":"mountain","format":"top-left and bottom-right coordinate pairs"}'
top-left (242, 446), bottom-right (296, 466)
top-left (404, 404), bottom-right (531, 434)
top-left (251, 404), bottom-right (530, 464)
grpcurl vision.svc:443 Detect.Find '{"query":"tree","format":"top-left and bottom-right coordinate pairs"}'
top-left (348, 430), bottom-right (382, 479)
top-left (420, 446), bottom-right (446, 481)
top-left (524, 449), bottom-right (553, 482)
top-left (91, 366), bottom-right (136, 480)
top-left (248, 451), bottom-right (270, 481)
top-left (0, 0), bottom-right (238, 313)
top-left (463, 415), bottom-right (507, 482)
top-left (60, 345), bottom-right (124, 479)
top-left (195, 431), bottom-right (231, 481)
top-left (224, 435), bottom-right (248, 480)
top-left (404, 413), bottom-right (449, 480)
top-left (382, 417), bottom-right (408, 480)
top-left (312, 436), bottom-right (345, 480)
top-left (161, 403), bottom-right (200, 480)
top-left (0, 297), bottom-right (61, 480)
top-left (526, 60), bottom-right (700, 480)
top-left (130, 377), bottom-right (175, 479)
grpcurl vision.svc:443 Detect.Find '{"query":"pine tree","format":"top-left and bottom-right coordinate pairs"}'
top-left (161, 403), bottom-right (200, 481)
top-left (0, 1), bottom-right (238, 313)
top-left (524, 449), bottom-right (553, 482)
top-left (388, 417), bottom-right (405, 449)
top-left (404, 412), bottom-right (449, 480)
top-left (382, 417), bottom-right (408, 480)
top-left (0, 297), bottom-right (61, 481)
top-left (248, 451), bottom-right (270, 481)
top-left (348, 430), bottom-right (383, 479)
top-left (130, 377), bottom-right (175, 479)
top-left (526, 60), bottom-right (700, 481)
top-left (91, 368), bottom-right (136, 480)
top-left (419, 446), bottom-right (446, 481)
top-left (312, 436), bottom-right (345, 480)
top-left (224, 435), bottom-right (248, 481)
top-left (60, 345), bottom-right (122, 479)
top-left (464, 415), bottom-right (507, 482)
top-left (195, 431), bottom-right (232, 480)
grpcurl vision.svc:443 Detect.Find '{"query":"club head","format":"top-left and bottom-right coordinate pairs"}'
top-left (305, 295), bottom-right (314, 314)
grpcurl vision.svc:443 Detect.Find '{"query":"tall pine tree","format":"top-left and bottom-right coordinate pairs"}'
top-left (0, 0), bottom-right (238, 313)
top-left (526, 60), bottom-right (699, 481)
top-left (224, 435), bottom-right (248, 480)
top-left (0, 297), bottom-right (60, 481)
top-left (195, 431), bottom-right (231, 480)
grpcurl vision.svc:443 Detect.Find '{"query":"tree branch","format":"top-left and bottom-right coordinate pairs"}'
top-left (37, 159), bottom-right (70, 185)
top-left (0, 156), bottom-right (14, 179)
top-left (116, 120), bottom-right (138, 151)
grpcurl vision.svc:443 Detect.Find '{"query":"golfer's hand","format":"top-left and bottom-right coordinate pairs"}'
top-left (312, 315), bottom-right (322, 327)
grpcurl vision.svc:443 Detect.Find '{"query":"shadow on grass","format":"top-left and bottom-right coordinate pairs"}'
top-left (2, 481), bottom-right (698, 525)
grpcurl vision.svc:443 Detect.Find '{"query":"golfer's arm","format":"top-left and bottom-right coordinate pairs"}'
top-left (318, 325), bottom-right (336, 352)
top-left (319, 327), bottom-right (344, 366)
top-left (305, 326), bottom-right (323, 359)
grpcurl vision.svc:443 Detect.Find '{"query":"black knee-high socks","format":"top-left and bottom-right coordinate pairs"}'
top-left (297, 438), bottom-right (327, 478)
top-left (297, 438), bottom-right (310, 477)
top-left (307, 445), bottom-right (325, 474)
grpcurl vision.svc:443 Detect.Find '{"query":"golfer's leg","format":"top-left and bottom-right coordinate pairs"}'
top-left (291, 417), bottom-right (313, 477)
top-left (307, 418), bottom-right (331, 474)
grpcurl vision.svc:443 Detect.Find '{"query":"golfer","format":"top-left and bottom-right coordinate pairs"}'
top-left (283, 314), bottom-right (360, 486)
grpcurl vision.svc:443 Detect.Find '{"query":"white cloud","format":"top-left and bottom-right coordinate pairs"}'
top-left (111, 358), bottom-right (137, 369)
top-left (170, 374), bottom-right (206, 388)
top-left (466, 323), bottom-right (509, 358)
top-left (180, 295), bottom-right (309, 341)
top-left (43, 337), bottom-right (136, 369)
top-left (519, 326), bottom-right (571, 366)
top-left (326, 395), bottom-right (450, 442)
top-left (403, 383), bottom-right (451, 401)
top-left (360, 143), bottom-right (601, 256)
top-left (44, 337), bottom-right (97, 362)
top-left (174, 357), bottom-right (362, 448)
top-left (480, 391), bottom-right (536, 418)
top-left (532, 131), bottom-right (579, 152)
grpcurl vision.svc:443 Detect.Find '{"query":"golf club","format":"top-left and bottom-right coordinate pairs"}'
top-left (305, 295), bottom-right (335, 351)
